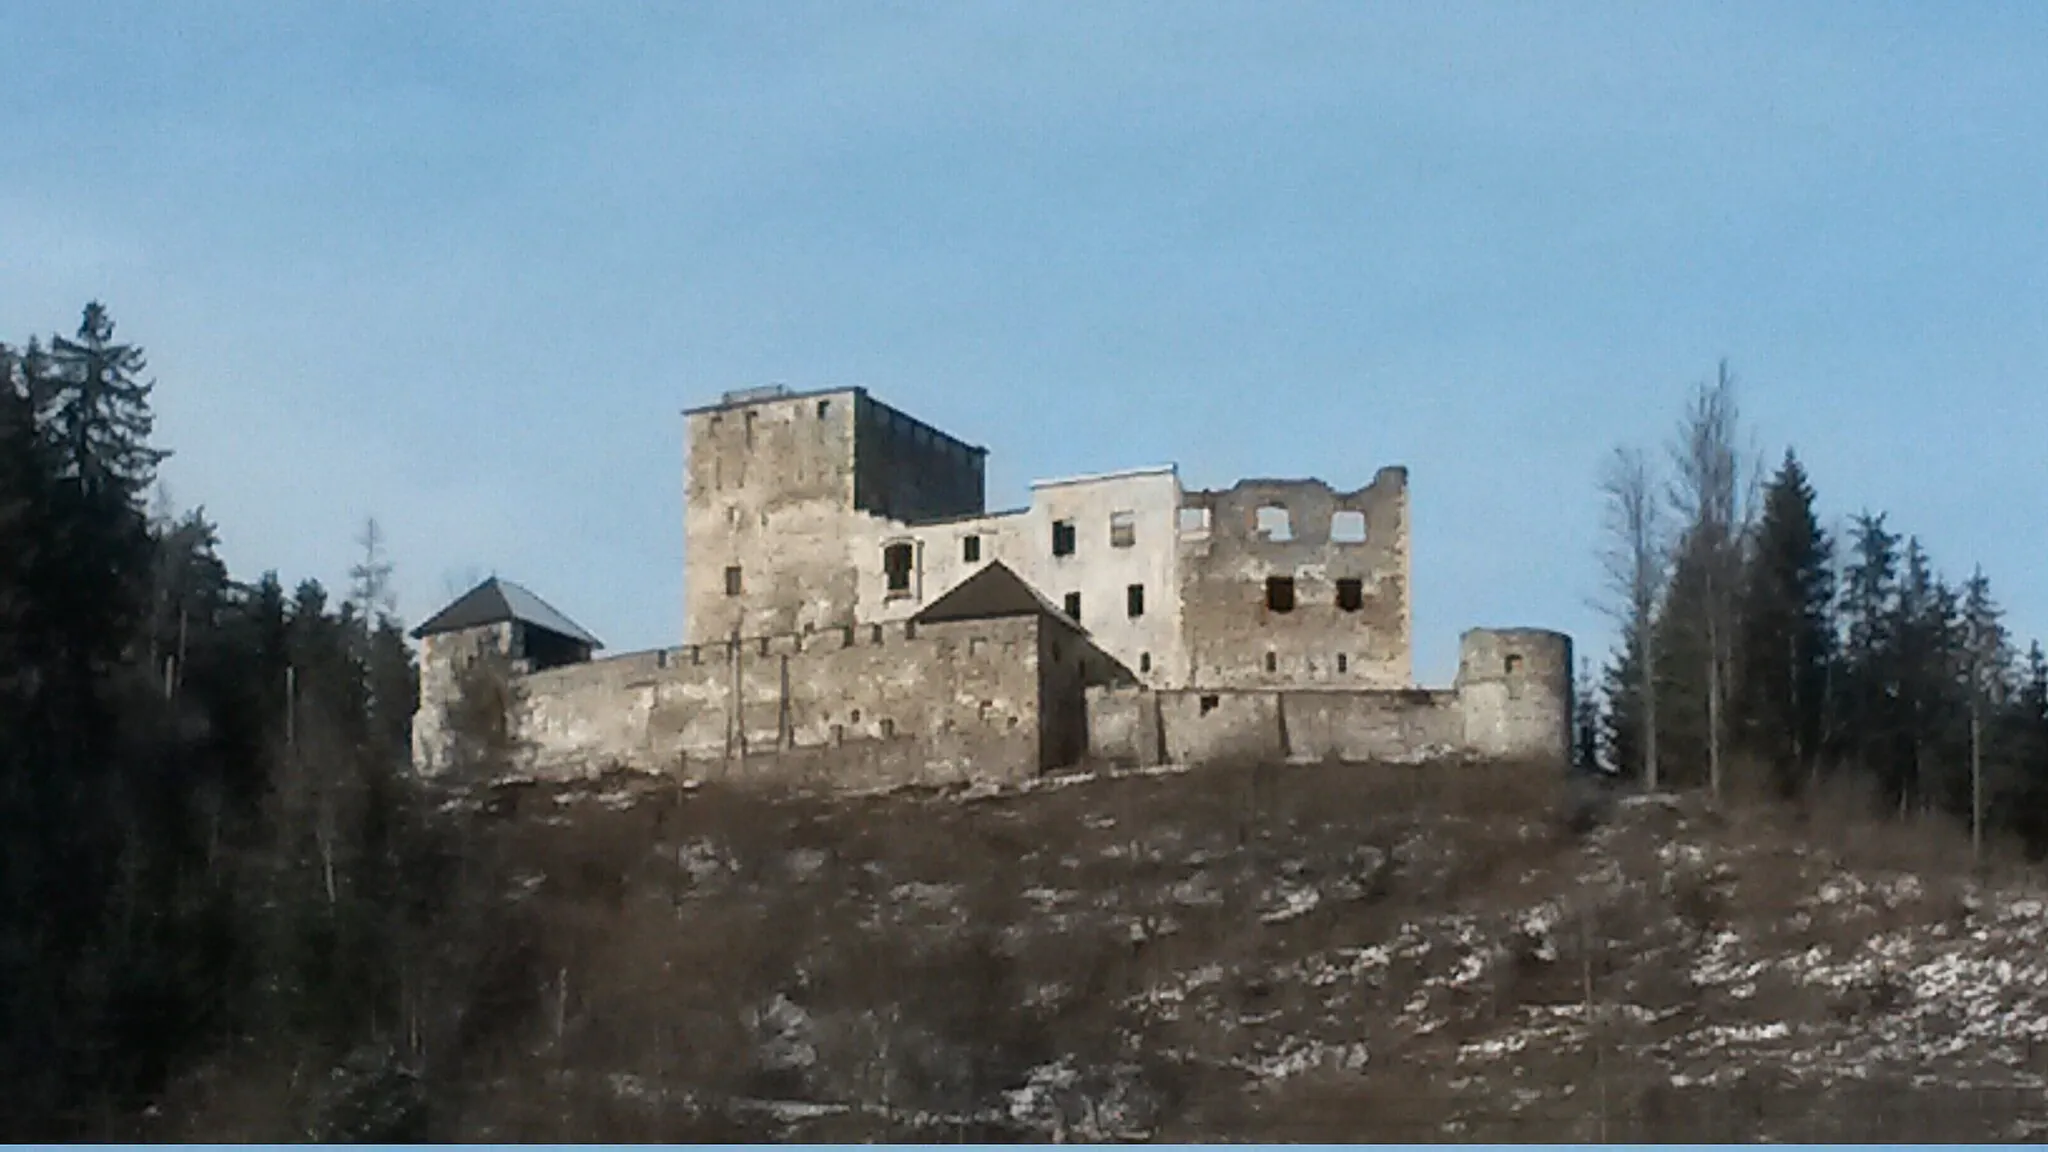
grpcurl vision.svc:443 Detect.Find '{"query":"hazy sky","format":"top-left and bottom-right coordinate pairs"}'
top-left (6, 1), bottom-right (2046, 683)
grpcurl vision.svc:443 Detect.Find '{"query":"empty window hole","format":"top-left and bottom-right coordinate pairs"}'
top-left (1109, 510), bottom-right (1135, 548)
top-left (1063, 591), bottom-right (1081, 621)
top-left (1256, 505), bottom-right (1293, 542)
top-left (1266, 576), bottom-right (1296, 613)
top-left (1199, 694), bottom-right (1220, 716)
top-left (1264, 651), bottom-right (1278, 673)
top-left (1178, 507), bottom-right (1212, 534)
top-left (1127, 583), bottom-right (1144, 617)
top-left (1336, 578), bottom-right (1364, 612)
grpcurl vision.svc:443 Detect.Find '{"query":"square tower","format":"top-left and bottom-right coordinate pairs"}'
top-left (682, 386), bottom-right (989, 643)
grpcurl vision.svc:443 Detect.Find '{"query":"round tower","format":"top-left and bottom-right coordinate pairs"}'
top-left (1455, 628), bottom-right (1573, 762)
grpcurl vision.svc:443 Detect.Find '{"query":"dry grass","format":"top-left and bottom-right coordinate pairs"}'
top-left (158, 755), bottom-right (2048, 1141)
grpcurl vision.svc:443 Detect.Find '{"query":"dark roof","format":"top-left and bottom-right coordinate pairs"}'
top-left (912, 561), bottom-right (1084, 634)
top-left (410, 577), bottom-right (604, 647)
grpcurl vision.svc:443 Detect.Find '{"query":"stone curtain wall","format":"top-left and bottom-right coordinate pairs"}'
top-left (1086, 628), bottom-right (1574, 768)
top-left (501, 615), bottom-right (1049, 789)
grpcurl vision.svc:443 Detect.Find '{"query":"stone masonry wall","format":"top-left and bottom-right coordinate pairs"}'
top-left (1085, 627), bottom-right (1573, 768)
top-left (499, 614), bottom-right (1050, 790)
top-left (1177, 469), bottom-right (1411, 691)
top-left (683, 389), bottom-right (865, 643)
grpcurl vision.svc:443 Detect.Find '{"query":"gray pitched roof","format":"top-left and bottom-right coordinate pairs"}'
top-left (912, 561), bottom-right (1084, 634)
top-left (410, 577), bottom-right (604, 648)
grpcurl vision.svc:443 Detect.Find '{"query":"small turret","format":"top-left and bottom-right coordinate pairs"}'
top-left (1455, 627), bottom-right (1573, 762)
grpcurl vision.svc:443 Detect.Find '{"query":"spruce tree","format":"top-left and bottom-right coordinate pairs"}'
top-left (1733, 450), bottom-right (1835, 795)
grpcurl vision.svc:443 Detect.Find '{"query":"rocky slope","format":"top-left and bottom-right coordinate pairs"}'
top-left (173, 757), bottom-right (2048, 1141)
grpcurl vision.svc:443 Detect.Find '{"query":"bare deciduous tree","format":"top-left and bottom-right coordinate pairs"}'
top-left (1666, 360), bottom-right (1750, 802)
top-left (1598, 445), bottom-right (1666, 788)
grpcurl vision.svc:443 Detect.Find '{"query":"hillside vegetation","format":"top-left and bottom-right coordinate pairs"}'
top-left (150, 758), bottom-right (2048, 1142)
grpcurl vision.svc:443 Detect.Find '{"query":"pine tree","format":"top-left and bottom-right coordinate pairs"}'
top-left (1959, 566), bottom-right (2011, 861)
top-left (1733, 450), bottom-right (1835, 795)
top-left (1836, 513), bottom-right (1900, 795)
top-left (1572, 657), bottom-right (1604, 774)
top-left (1600, 636), bottom-right (1644, 781)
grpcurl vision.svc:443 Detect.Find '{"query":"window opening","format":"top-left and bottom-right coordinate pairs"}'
top-left (1139, 652), bottom-right (1152, 674)
top-left (1337, 653), bottom-right (1349, 673)
top-left (1109, 510), bottom-right (1136, 548)
top-left (883, 542), bottom-right (914, 594)
top-left (1256, 505), bottom-right (1293, 541)
top-left (724, 565), bottom-right (742, 596)
top-left (1331, 509), bottom-right (1367, 543)
top-left (1266, 575), bottom-right (1296, 613)
top-left (1178, 506), bottom-right (1212, 534)
top-left (962, 534), bottom-right (981, 563)
top-left (1127, 584), bottom-right (1145, 618)
top-left (1051, 519), bottom-right (1076, 557)
top-left (1336, 578), bottom-right (1364, 612)
top-left (1264, 651), bottom-right (1278, 673)
top-left (1199, 694), bottom-right (1219, 715)
top-left (1063, 591), bottom-right (1081, 621)
top-left (1505, 654), bottom-right (1524, 675)
top-left (817, 399), bottom-right (831, 418)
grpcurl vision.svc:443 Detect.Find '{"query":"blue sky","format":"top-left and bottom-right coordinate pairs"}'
top-left (5, 1), bottom-right (2046, 684)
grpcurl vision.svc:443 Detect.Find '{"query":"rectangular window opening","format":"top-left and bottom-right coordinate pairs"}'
top-left (1178, 506), bottom-right (1212, 535)
top-left (1109, 510), bottom-right (1136, 548)
top-left (1336, 578), bottom-right (1364, 612)
top-left (1337, 653), bottom-right (1349, 673)
top-left (1139, 652), bottom-right (1152, 674)
top-left (1505, 654), bottom-right (1524, 675)
top-left (1256, 505), bottom-right (1293, 542)
top-left (1266, 575), bottom-right (1296, 613)
top-left (817, 399), bottom-right (831, 418)
top-left (1199, 694), bottom-right (1219, 716)
top-left (1126, 583), bottom-right (1145, 618)
top-left (1051, 519), bottom-right (1076, 557)
top-left (1332, 509), bottom-right (1367, 543)
top-left (1264, 651), bottom-right (1278, 673)
top-left (724, 565), bottom-right (742, 596)
top-left (1063, 591), bottom-right (1081, 621)
top-left (962, 534), bottom-right (981, 563)
top-left (883, 542), bottom-right (914, 594)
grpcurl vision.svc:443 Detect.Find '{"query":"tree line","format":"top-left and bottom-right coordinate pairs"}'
top-left (1581, 361), bottom-right (2048, 858)
top-left (0, 304), bottom-right (530, 1139)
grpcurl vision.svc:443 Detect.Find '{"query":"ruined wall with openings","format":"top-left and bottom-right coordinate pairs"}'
top-left (1176, 468), bottom-right (1411, 691)
top-left (1085, 627), bottom-right (1570, 768)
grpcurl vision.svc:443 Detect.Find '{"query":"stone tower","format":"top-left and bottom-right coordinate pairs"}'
top-left (1454, 627), bottom-right (1574, 762)
top-left (682, 386), bottom-right (988, 644)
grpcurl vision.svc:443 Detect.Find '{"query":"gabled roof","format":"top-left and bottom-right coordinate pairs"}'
top-left (912, 561), bottom-right (1083, 634)
top-left (410, 577), bottom-right (604, 648)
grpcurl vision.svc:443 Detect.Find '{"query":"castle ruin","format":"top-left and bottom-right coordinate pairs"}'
top-left (411, 385), bottom-right (1573, 789)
